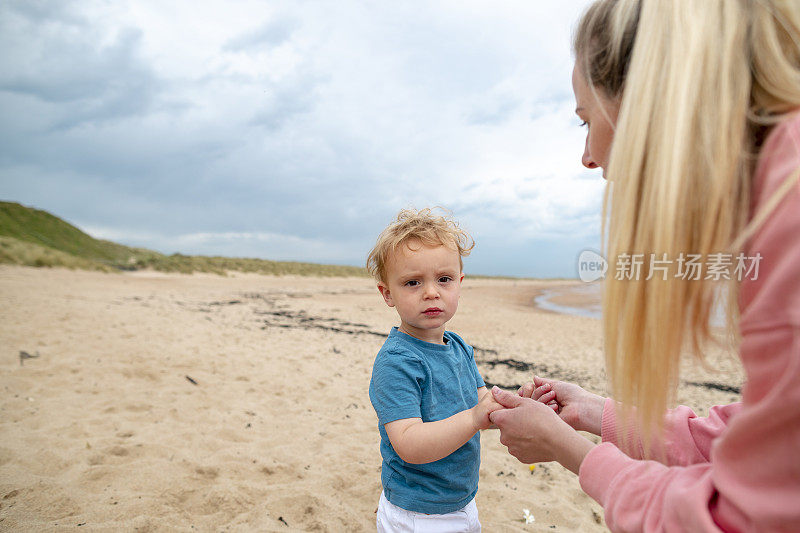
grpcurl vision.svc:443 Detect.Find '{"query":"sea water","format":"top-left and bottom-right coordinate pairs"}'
top-left (534, 283), bottom-right (602, 320)
top-left (535, 282), bottom-right (727, 326)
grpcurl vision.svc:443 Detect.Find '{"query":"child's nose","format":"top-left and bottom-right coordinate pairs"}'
top-left (423, 283), bottom-right (439, 298)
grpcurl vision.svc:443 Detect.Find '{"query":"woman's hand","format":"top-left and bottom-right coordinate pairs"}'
top-left (518, 376), bottom-right (605, 436)
top-left (489, 386), bottom-right (594, 474)
top-left (471, 387), bottom-right (504, 430)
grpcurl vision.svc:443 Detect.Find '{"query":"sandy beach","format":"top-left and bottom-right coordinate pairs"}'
top-left (0, 266), bottom-right (744, 532)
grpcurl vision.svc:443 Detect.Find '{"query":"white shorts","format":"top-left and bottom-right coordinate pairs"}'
top-left (376, 491), bottom-right (481, 532)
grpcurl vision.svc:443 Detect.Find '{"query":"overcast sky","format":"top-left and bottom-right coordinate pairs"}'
top-left (0, 0), bottom-right (603, 278)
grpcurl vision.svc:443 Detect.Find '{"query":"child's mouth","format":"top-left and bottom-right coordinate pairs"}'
top-left (423, 308), bottom-right (443, 316)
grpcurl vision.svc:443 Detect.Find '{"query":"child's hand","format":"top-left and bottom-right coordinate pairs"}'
top-left (519, 375), bottom-right (605, 435)
top-left (472, 389), bottom-right (505, 431)
top-left (518, 381), bottom-right (559, 411)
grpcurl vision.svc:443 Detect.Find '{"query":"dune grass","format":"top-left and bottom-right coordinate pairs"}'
top-left (131, 253), bottom-right (367, 277)
top-left (0, 200), bottom-right (143, 262)
top-left (0, 201), bottom-right (367, 277)
top-left (0, 236), bottom-right (112, 271)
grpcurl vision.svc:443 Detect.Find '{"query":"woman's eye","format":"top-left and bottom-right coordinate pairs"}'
top-left (579, 120), bottom-right (588, 128)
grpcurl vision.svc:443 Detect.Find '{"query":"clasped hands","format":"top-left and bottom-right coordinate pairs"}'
top-left (483, 376), bottom-right (605, 474)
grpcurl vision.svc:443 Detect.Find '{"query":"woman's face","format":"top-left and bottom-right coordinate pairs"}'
top-left (572, 62), bottom-right (620, 177)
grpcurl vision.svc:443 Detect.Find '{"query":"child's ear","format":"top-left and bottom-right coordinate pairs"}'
top-left (459, 272), bottom-right (465, 283)
top-left (377, 283), bottom-right (394, 307)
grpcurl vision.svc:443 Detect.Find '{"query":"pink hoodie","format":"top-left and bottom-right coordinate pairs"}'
top-left (578, 111), bottom-right (800, 532)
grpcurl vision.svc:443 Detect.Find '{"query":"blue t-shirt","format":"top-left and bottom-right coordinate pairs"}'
top-left (368, 327), bottom-right (486, 514)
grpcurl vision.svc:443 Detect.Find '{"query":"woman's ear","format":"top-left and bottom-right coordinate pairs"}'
top-left (377, 283), bottom-right (394, 307)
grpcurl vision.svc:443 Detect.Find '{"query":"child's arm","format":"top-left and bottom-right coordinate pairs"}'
top-left (385, 387), bottom-right (502, 464)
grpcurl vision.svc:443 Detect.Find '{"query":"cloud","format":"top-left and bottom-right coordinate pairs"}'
top-left (0, 5), bottom-right (161, 129)
top-left (84, 225), bottom-right (365, 264)
top-left (0, 0), bottom-right (600, 278)
top-left (223, 16), bottom-right (298, 52)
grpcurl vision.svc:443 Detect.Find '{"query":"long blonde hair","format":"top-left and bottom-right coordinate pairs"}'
top-left (575, 0), bottom-right (800, 445)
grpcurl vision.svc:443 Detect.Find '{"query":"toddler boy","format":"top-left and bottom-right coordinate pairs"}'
top-left (367, 208), bottom-right (501, 532)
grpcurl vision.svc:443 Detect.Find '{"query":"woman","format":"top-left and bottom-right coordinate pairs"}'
top-left (489, 0), bottom-right (800, 531)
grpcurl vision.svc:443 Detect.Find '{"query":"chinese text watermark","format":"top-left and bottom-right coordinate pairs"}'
top-left (577, 250), bottom-right (761, 283)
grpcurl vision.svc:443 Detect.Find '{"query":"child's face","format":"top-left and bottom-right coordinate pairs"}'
top-left (378, 240), bottom-right (464, 344)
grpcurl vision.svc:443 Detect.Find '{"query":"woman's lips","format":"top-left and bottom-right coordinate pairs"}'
top-left (423, 308), bottom-right (443, 316)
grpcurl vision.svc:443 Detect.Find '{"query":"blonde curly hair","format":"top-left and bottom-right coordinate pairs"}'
top-left (366, 208), bottom-right (474, 283)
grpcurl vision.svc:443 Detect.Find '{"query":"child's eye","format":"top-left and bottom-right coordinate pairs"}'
top-left (405, 280), bottom-right (419, 287)
top-left (438, 276), bottom-right (452, 283)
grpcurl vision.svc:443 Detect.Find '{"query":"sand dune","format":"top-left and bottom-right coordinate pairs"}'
top-left (0, 266), bottom-right (743, 531)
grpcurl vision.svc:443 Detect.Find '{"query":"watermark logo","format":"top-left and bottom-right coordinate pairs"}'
top-left (576, 250), bottom-right (762, 282)
top-left (577, 249), bottom-right (608, 282)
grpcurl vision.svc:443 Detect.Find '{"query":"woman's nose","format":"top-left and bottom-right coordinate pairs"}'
top-left (582, 139), bottom-right (598, 169)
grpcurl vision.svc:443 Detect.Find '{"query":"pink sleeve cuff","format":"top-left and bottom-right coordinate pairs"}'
top-left (600, 397), bottom-right (618, 444)
top-left (600, 397), bottom-right (645, 459)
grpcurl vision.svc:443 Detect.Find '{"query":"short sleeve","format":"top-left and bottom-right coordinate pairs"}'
top-left (467, 345), bottom-right (485, 388)
top-left (369, 351), bottom-right (426, 425)
top-left (446, 332), bottom-right (485, 389)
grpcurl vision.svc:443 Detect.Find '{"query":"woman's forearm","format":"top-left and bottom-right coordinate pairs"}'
top-left (555, 430), bottom-right (596, 474)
